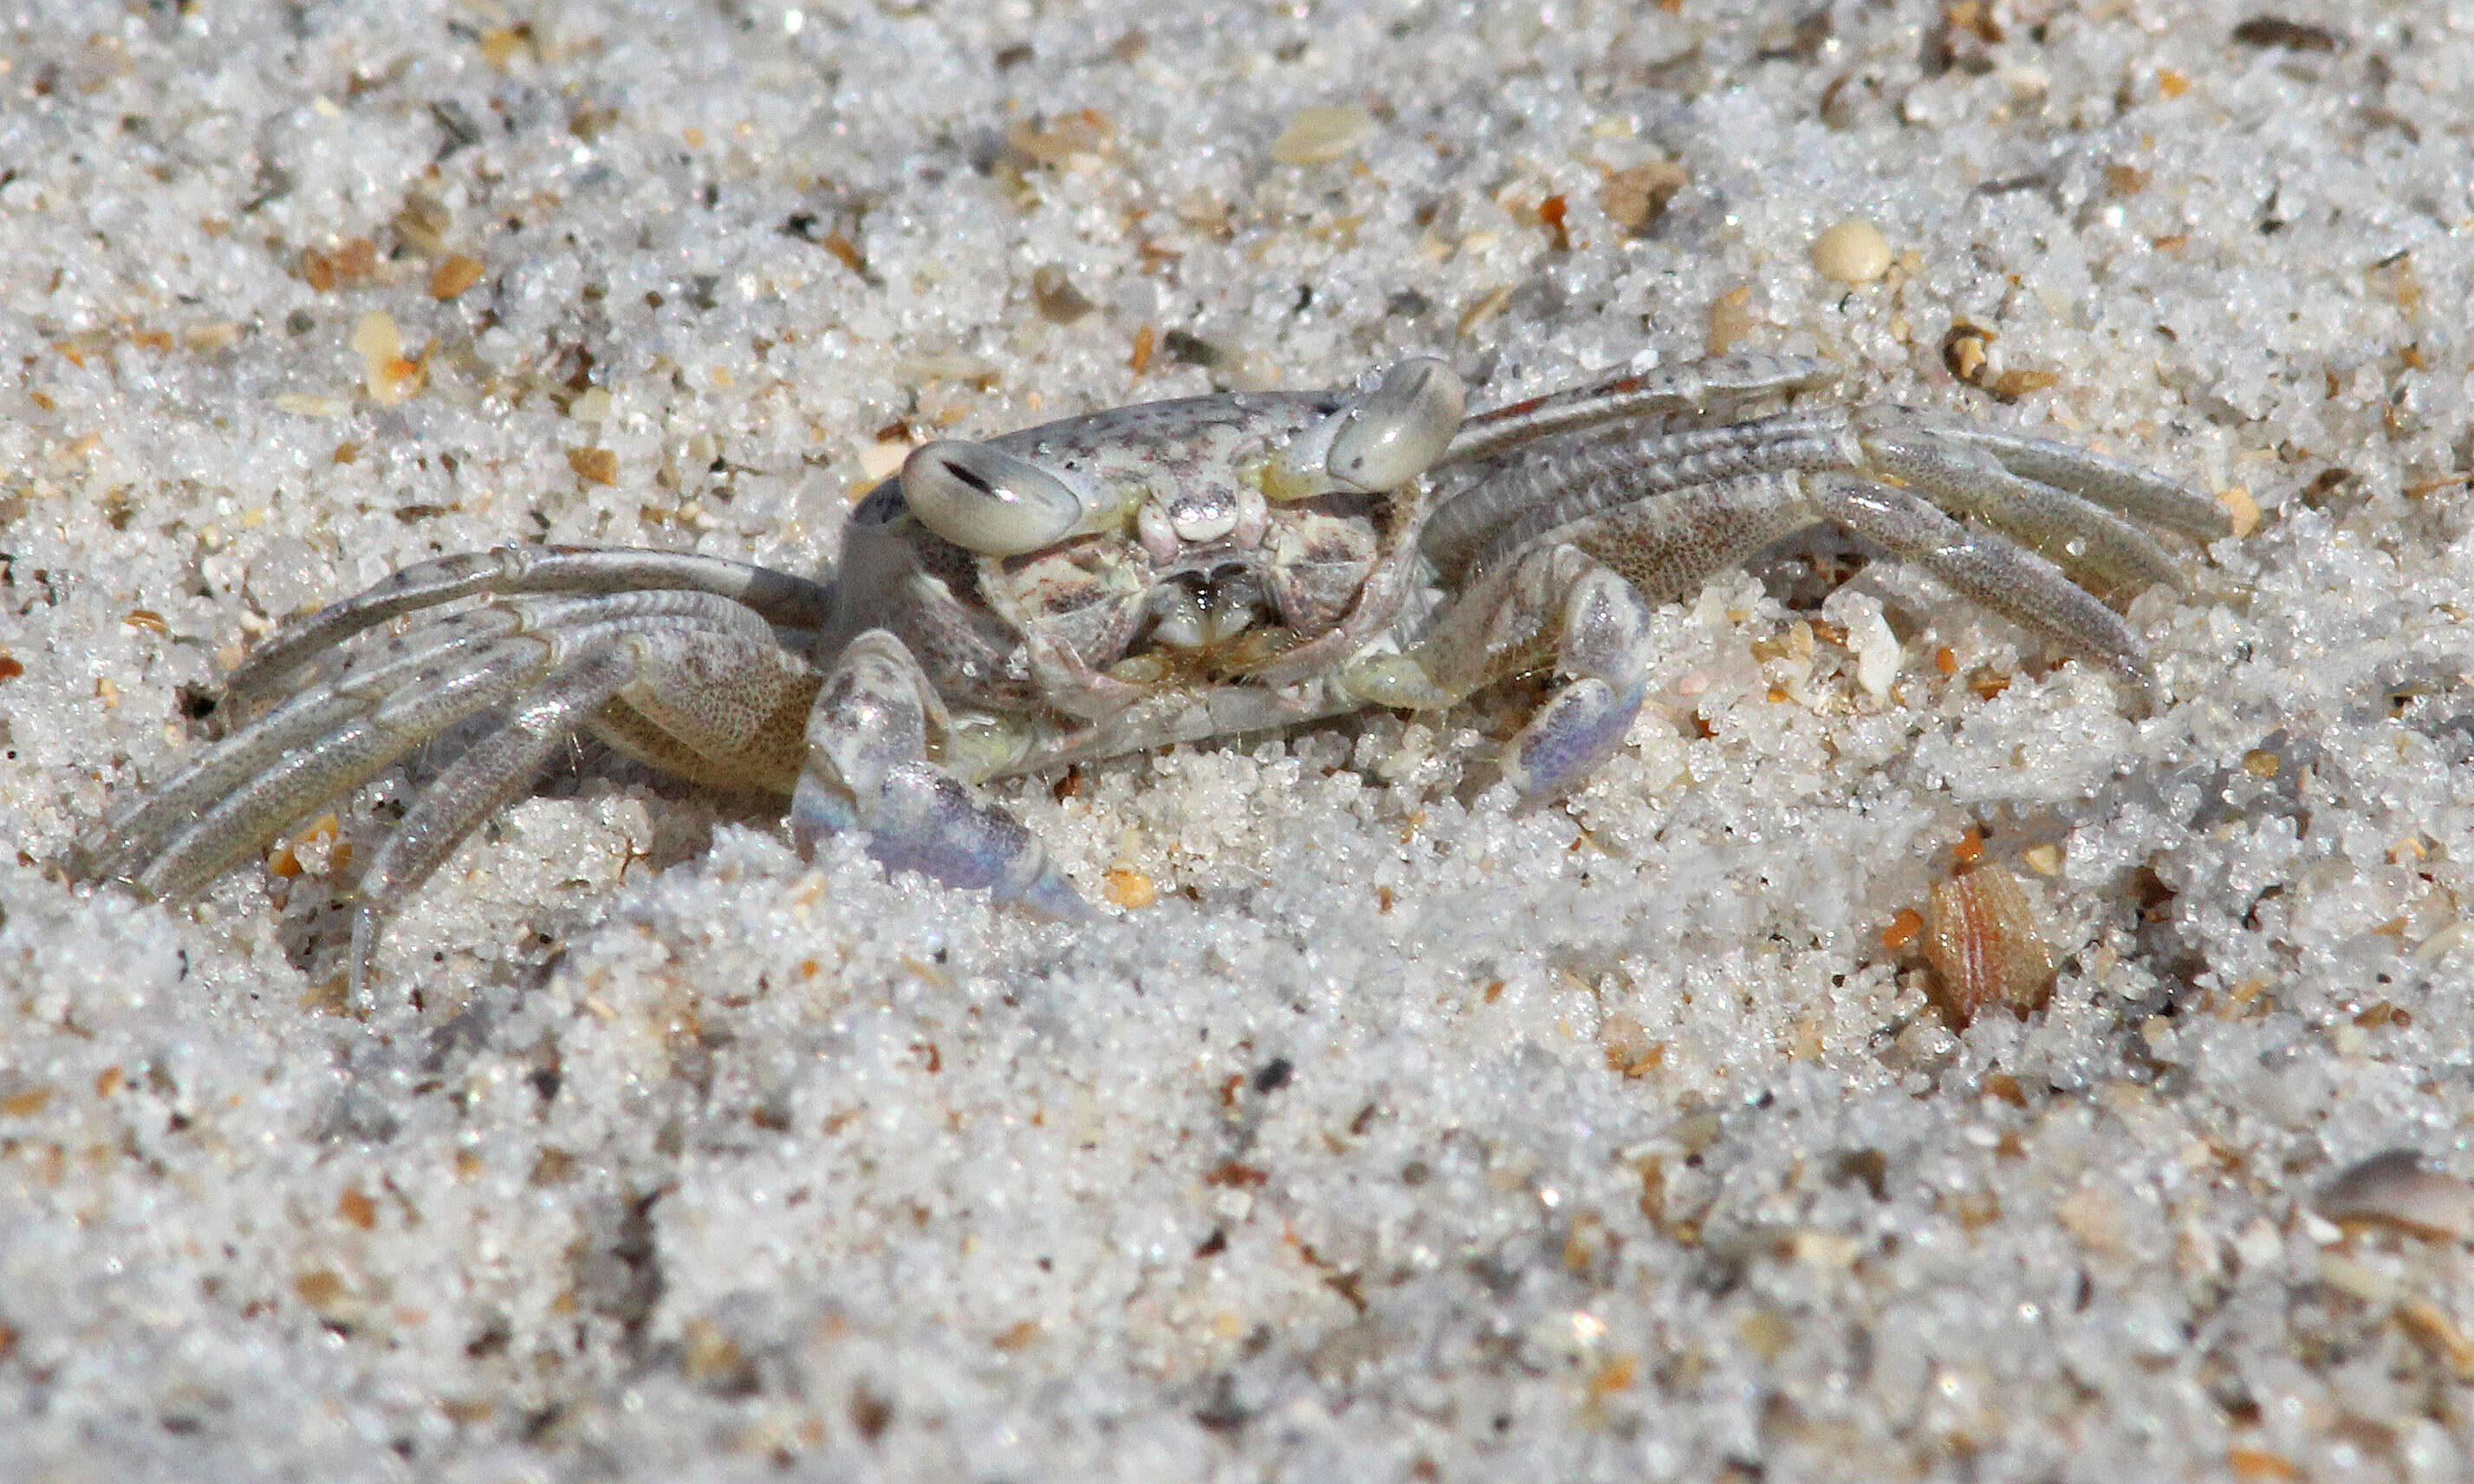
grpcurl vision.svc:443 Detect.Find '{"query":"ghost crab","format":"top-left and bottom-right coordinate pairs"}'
top-left (77, 350), bottom-right (2228, 991)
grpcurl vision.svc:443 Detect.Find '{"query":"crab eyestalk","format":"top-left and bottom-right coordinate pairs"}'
top-left (1326, 356), bottom-right (1465, 492)
top-left (901, 439), bottom-right (1085, 556)
top-left (1265, 356), bottom-right (1467, 501)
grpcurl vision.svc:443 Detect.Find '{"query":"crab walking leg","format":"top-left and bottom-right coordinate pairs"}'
top-left (1811, 476), bottom-right (2148, 678)
top-left (229, 546), bottom-right (837, 716)
top-left (1428, 415), bottom-right (1856, 580)
top-left (91, 600), bottom-right (598, 872)
top-left (346, 616), bottom-right (820, 991)
top-left (791, 629), bottom-right (1088, 921)
top-left (1856, 427), bottom-right (2184, 595)
top-left (345, 644), bottom-right (637, 994)
top-left (85, 690), bottom-right (424, 884)
top-left (1468, 461), bottom-right (2147, 679)
top-left (1369, 472), bottom-right (1826, 797)
top-left (84, 592), bottom-right (791, 890)
top-left (582, 651), bottom-right (819, 796)
top-left (116, 643), bottom-right (557, 900)
top-left (1925, 426), bottom-right (2234, 542)
top-left (347, 614), bottom-right (818, 907)
top-left (1442, 353), bottom-right (1832, 466)
top-left (1490, 471), bottom-right (1826, 605)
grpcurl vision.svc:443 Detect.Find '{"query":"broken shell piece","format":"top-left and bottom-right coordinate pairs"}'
top-left (2316, 1149), bottom-right (2474, 1241)
top-left (1943, 320), bottom-right (1995, 382)
top-left (1922, 865), bottom-right (2054, 1028)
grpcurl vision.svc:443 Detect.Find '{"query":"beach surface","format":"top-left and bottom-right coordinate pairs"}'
top-left (3, 2), bottom-right (2472, 1478)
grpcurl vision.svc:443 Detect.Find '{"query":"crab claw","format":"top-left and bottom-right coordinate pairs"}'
top-left (793, 628), bottom-right (1093, 922)
top-left (791, 762), bottom-right (1090, 923)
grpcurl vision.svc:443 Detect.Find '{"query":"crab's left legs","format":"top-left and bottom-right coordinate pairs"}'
top-left (76, 587), bottom-right (825, 995)
top-left (1810, 476), bottom-right (2148, 680)
top-left (1347, 541), bottom-right (1657, 800)
top-left (791, 629), bottom-right (1090, 921)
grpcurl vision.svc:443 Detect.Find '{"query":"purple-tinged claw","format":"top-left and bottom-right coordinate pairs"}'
top-left (806, 760), bottom-right (1089, 921)
top-left (789, 771), bottom-right (860, 860)
top-left (1503, 677), bottom-right (1647, 802)
top-left (1005, 857), bottom-right (1096, 925)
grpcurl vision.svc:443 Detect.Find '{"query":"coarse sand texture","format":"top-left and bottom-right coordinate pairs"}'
top-left (3, 3), bottom-right (2474, 1481)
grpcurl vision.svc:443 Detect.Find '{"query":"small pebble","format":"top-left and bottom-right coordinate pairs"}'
top-left (429, 255), bottom-right (486, 300)
top-left (2316, 1149), bottom-right (2474, 1241)
top-left (857, 438), bottom-right (911, 482)
top-left (1271, 104), bottom-right (1375, 166)
top-left (1844, 602), bottom-right (1901, 701)
top-left (1031, 264), bottom-right (1096, 323)
top-left (2218, 485), bottom-right (2260, 538)
top-left (1600, 159), bottom-right (1686, 232)
top-left (348, 311), bottom-right (400, 361)
top-left (1813, 217), bottom-right (1893, 283)
top-left (1103, 868), bottom-right (1156, 909)
top-left (566, 446), bottom-right (619, 485)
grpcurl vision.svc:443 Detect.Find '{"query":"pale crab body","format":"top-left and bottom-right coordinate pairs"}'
top-left (76, 351), bottom-right (2230, 993)
top-left (828, 387), bottom-right (1405, 766)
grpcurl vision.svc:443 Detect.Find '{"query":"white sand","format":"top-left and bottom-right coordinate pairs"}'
top-left (5, 2), bottom-right (2473, 1478)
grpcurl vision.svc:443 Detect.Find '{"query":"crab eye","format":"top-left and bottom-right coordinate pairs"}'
top-left (900, 440), bottom-right (1084, 556)
top-left (1327, 356), bottom-right (1466, 491)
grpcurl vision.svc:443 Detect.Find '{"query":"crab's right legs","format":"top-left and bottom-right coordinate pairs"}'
top-left (791, 629), bottom-right (1090, 921)
top-left (1924, 425), bottom-right (2234, 542)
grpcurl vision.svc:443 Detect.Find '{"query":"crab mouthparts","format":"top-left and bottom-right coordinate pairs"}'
top-left (1138, 566), bottom-right (1275, 652)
